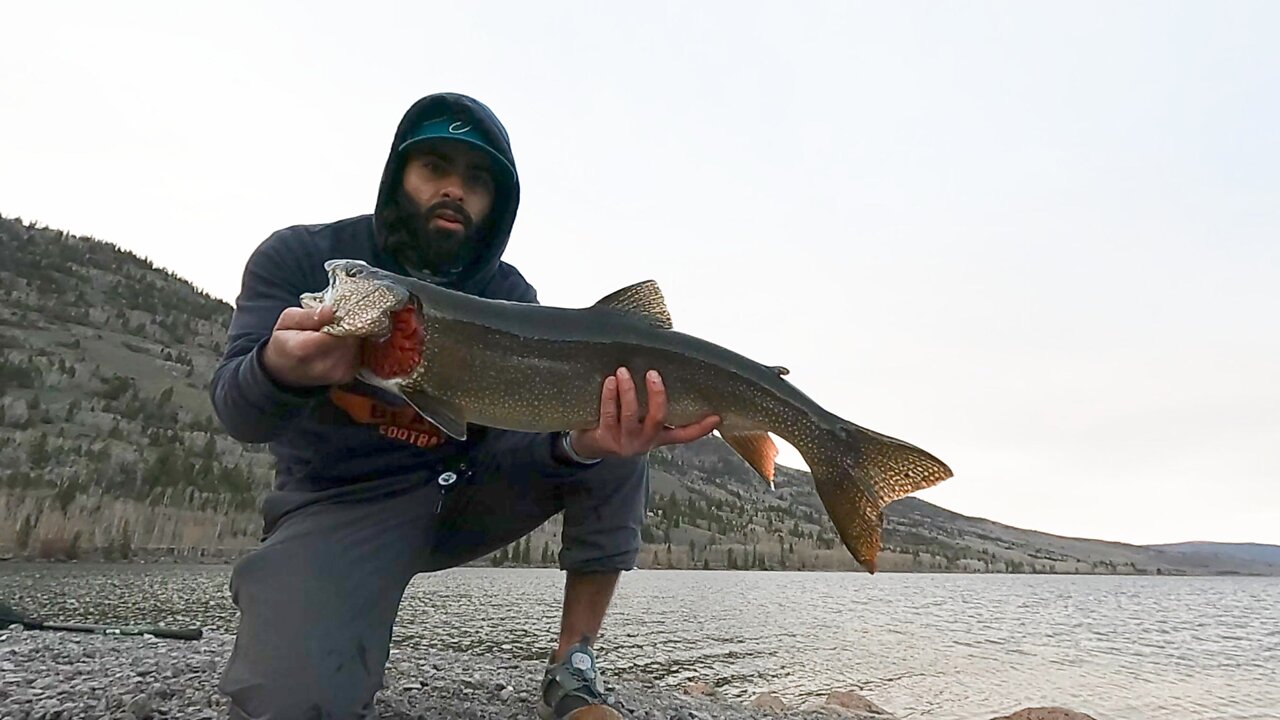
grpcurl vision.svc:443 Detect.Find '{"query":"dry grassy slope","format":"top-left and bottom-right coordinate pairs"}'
top-left (0, 215), bottom-right (268, 560)
top-left (1, 214), bottom-right (1275, 575)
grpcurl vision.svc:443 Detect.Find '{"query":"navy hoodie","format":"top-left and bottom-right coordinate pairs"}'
top-left (210, 93), bottom-right (644, 507)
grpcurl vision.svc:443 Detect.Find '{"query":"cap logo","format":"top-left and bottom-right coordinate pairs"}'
top-left (448, 121), bottom-right (472, 134)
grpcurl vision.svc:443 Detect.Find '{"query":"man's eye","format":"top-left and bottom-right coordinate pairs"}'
top-left (467, 172), bottom-right (494, 192)
top-left (421, 159), bottom-right (441, 173)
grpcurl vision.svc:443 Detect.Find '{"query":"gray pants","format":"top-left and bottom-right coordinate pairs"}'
top-left (217, 453), bottom-right (646, 719)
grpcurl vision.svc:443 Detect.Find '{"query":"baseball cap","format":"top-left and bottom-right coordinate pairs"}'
top-left (397, 116), bottom-right (516, 187)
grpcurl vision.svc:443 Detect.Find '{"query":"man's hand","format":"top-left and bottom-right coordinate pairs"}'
top-left (569, 367), bottom-right (720, 460)
top-left (261, 305), bottom-right (361, 388)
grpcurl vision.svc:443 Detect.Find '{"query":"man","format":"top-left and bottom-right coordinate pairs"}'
top-left (210, 92), bottom-right (718, 719)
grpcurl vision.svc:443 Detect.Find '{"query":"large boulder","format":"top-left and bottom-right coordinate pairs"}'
top-left (824, 690), bottom-right (893, 716)
top-left (750, 692), bottom-right (787, 712)
top-left (682, 681), bottom-right (715, 697)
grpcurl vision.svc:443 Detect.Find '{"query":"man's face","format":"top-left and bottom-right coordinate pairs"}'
top-left (400, 139), bottom-right (497, 243)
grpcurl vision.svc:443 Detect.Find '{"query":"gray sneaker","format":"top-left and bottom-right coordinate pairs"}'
top-left (536, 642), bottom-right (623, 720)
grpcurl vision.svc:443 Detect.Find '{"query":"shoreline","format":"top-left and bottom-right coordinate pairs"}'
top-left (1, 556), bottom-right (1267, 578)
top-left (0, 625), bottom-right (1098, 720)
top-left (1, 626), bottom-right (905, 719)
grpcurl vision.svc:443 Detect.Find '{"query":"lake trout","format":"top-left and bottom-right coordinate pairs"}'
top-left (301, 259), bottom-right (952, 573)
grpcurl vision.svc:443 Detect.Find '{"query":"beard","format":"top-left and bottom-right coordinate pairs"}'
top-left (382, 190), bottom-right (483, 279)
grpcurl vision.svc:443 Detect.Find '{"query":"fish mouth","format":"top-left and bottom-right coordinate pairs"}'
top-left (315, 259), bottom-right (412, 336)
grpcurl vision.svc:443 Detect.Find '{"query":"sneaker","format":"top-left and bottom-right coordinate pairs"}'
top-left (536, 642), bottom-right (623, 719)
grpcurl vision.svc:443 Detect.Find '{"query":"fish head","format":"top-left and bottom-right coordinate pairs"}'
top-left (304, 259), bottom-right (413, 339)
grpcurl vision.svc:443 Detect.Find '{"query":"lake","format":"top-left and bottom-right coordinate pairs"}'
top-left (2, 564), bottom-right (1277, 719)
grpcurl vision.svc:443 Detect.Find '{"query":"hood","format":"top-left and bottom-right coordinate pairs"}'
top-left (374, 92), bottom-right (520, 292)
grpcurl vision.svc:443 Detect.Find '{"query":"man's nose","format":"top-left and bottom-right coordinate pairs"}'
top-left (439, 175), bottom-right (465, 202)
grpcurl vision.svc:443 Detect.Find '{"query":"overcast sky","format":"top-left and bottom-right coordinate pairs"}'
top-left (3, 1), bottom-right (1277, 545)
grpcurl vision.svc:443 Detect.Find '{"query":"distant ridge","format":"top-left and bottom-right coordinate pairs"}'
top-left (1146, 542), bottom-right (1280, 567)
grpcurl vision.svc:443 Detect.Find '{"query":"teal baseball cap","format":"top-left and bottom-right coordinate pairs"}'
top-left (397, 116), bottom-right (516, 187)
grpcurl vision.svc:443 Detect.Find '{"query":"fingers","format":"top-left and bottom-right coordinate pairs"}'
top-left (617, 367), bottom-right (639, 428)
top-left (320, 336), bottom-right (362, 384)
top-left (275, 305), bottom-right (335, 331)
top-left (658, 414), bottom-right (721, 447)
top-left (263, 304), bottom-right (357, 387)
top-left (597, 374), bottom-right (619, 441)
top-left (641, 370), bottom-right (668, 438)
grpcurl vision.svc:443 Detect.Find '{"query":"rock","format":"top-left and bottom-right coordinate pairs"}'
top-left (497, 685), bottom-right (514, 702)
top-left (824, 690), bottom-right (892, 716)
top-left (750, 692), bottom-right (787, 711)
top-left (125, 693), bottom-right (154, 719)
top-left (682, 682), bottom-right (715, 697)
top-left (992, 709), bottom-right (1098, 720)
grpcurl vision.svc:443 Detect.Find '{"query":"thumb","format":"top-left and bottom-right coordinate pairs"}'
top-left (275, 305), bottom-right (336, 331)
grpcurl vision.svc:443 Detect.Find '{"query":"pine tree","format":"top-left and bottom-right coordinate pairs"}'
top-left (727, 548), bottom-right (737, 570)
top-left (27, 433), bottom-right (51, 467)
top-left (702, 557), bottom-right (710, 571)
top-left (68, 530), bottom-right (82, 560)
top-left (16, 515), bottom-right (33, 551)
top-left (118, 520), bottom-right (133, 560)
top-left (688, 539), bottom-right (696, 562)
top-left (54, 481), bottom-right (77, 514)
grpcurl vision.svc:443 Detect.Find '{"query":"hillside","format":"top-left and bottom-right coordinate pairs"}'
top-left (1, 214), bottom-right (1275, 576)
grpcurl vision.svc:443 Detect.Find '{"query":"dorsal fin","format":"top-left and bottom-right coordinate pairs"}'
top-left (592, 280), bottom-right (673, 329)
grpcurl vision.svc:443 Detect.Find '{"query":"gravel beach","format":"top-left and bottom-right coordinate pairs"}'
top-left (0, 625), bottom-right (898, 720)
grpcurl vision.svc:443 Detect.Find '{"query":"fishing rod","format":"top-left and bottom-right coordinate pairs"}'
top-left (0, 601), bottom-right (203, 641)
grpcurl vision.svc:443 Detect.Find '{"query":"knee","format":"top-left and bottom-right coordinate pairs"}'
top-left (561, 457), bottom-right (648, 517)
top-left (559, 461), bottom-right (647, 572)
top-left (219, 550), bottom-right (392, 719)
top-left (220, 648), bottom-right (381, 720)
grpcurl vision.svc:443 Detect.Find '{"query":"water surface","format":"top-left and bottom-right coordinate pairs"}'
top-left (3, 564), bottom-right (1277, 719)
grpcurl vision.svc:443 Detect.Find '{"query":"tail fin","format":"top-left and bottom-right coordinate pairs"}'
top-left (804, 423), bottom-right (952, 573)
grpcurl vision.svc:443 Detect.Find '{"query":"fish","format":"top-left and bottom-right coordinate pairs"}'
top-left (300, 259), bottom-right (952, 572)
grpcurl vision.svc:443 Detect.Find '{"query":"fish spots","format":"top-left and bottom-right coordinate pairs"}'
top-left (364, 305), bottom-right (423, 379)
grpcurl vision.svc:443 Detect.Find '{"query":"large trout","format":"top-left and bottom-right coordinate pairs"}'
top-left (302, 259), bottom-right (952, 572)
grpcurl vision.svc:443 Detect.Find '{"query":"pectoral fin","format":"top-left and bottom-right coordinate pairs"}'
top-left (720, 431), bottom-right (779, 490)
top-left (401, 390), bottom-right (468, 440)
